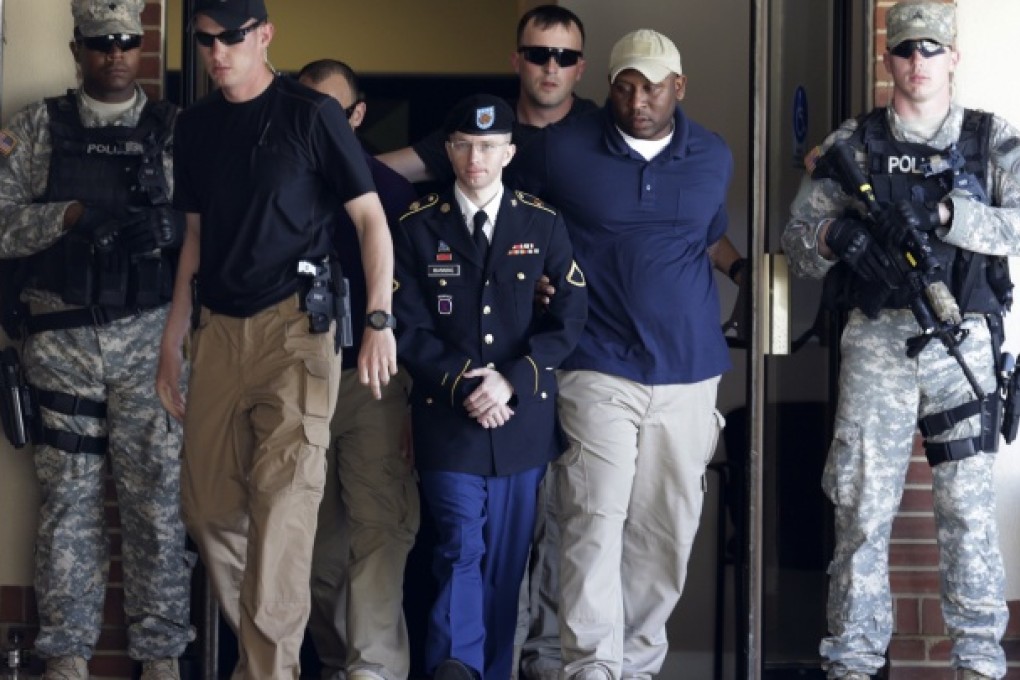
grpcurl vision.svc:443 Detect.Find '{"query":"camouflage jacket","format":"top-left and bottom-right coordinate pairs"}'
top-left (783, 103), bottom-right (1020, 280)
top-left (0, 85), bottom-right (174, 311)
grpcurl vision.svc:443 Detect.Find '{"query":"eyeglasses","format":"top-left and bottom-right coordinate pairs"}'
top-left (77, 34), bottom-right (143, 53)
top-left (447, 140), bottom-right (509, 155)
top-left (194, 20), bottom-right (263, 48)
top-left (517, 46), bottom-right (583, 68)
top-left (890, 39), bottom-right (946, 59)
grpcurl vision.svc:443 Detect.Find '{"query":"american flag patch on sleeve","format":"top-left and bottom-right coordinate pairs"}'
top-left (0, 131), bottom-right (18, 157)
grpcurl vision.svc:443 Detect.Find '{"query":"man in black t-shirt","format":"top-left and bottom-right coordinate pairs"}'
top-left (155, 1), bottom-right (397, 678)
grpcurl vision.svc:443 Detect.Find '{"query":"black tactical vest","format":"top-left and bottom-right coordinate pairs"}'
top-left (846, 108), bottom-right (1008, 315)
top-left (27, 91), bottom-right (178, 308)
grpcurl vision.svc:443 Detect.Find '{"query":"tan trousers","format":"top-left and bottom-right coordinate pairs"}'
top-left (555, 370), bottom-right (723, 680)
top-left (308, 367), bottom-right (419, 680)
top-left (182, 295), bottom-right (340, 679)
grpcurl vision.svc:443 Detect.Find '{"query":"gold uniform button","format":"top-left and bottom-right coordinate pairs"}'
top-left (425, 397), bottom-right (434, 405)
top-left (517, 272), bottom-right (526, 280)
top-left (484, 334), bottom-right (494, 344)
top-left (540, 391), bottom-right (548, 399)
top-left (439, 279), bottom-right (448, 287)
top-left (483, 305), bottom-right (492, 315)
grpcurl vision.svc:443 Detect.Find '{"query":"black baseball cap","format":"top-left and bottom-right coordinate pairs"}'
top-left (193, 0), bottom-right (268, 30)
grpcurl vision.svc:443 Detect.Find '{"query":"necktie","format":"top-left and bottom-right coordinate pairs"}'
top-left (473, 210), bottom-right (489, 263)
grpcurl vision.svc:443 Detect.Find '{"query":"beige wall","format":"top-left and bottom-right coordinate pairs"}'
top-left (1, 0), bottom-right (76, 122)
top-left (165, 0), bottom-right (519, 74)
top-left (0, 1), bottom-right (76, 585)
top-left (955, 0), bottom-right (1020, 601)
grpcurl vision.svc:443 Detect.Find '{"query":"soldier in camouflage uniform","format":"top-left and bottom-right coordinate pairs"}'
top-left (782, 3), bottom-right (1020, 679)
top-left (0, 1), bottom-right (192, 678)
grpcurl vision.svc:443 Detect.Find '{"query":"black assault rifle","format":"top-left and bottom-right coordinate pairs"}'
top-left (822, 140), bottom-right (986, 402)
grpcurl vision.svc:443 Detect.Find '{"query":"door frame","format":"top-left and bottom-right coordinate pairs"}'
top-left (744, 2), bottom-right (873, 678)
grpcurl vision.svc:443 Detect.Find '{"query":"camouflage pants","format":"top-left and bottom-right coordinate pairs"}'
top-left (821, 309), bottom-right (1007, 679)
top-left (25, 306), bottom-right (193, 661)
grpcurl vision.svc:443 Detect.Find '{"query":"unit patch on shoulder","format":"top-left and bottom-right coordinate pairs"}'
top-left (566, 260), bottom-right (586, 287)
top-left (0, 130), bottom-right (19, 157)
top-left (515, 190), bottom-right (556, 215)
top-left (400, 193), bottom-right (439, 222)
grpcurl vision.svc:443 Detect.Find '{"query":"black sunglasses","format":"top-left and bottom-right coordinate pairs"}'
top-left (517, 46), bottom-right (583, 68)
top-left (194, 20), bottom-right (263, 48)
top-left (890, 39), bottom-right (946, 59)
top-left (77, 34), bottom-right (143, 53)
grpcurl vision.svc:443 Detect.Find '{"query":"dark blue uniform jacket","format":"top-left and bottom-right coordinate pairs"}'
top-left (393, 187), bottom-right (588, 477)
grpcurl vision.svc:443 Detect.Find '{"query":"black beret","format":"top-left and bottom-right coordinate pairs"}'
top-left (443, 94), bottom-right (515, 136)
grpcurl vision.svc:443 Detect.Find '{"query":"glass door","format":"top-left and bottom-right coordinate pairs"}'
top-left (746, 1), bottom-right (871, 678)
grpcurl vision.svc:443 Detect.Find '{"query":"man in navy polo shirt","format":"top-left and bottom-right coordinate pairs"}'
top-left (512, 29), bottom-right (732, 680)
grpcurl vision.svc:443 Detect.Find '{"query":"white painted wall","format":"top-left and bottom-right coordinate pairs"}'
top-left (956, 0), bottom-right (1020, 600)
top-left (0, 0), bottom-right (77, 585)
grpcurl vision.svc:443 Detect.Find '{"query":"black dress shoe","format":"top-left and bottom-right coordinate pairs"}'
top-left (434, 658), bottom-right (481, 680)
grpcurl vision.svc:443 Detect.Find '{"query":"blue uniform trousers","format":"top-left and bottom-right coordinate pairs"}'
top-left (419, 466), bottom-right (545, 680)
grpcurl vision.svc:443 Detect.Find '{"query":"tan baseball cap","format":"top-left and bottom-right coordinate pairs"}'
top-left (609, 29), bottom-right (683, 83)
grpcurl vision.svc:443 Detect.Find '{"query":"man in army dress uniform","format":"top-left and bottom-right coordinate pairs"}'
top-left (0, 1), bottom-right (192, 679)
top-left (782, 2), bottom-right (1020, 678)
top-left (392, 94), bottom-right (587, 680)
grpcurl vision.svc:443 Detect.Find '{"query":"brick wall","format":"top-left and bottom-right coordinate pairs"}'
top-left (0, 3), bottom-right (166, 677)
top-left (887, 438), bottom-right (1020, 678)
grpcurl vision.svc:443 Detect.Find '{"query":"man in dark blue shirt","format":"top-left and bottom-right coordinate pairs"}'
top-left (297, 59), bottom-right (419, 680)
top-left (512, 29), bottom-right (733, 680)
top-left (376, 5), bottom-right (597, 186)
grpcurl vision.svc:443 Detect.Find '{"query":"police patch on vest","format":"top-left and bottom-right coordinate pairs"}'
top-left (887, 153), bottom-right (926, 174)
top-left (86, 140), bottom-right (145, 156)
top-left (0, 131), bottom-right (17, 157)
top-left (566, 261), bottom-right (586, 287)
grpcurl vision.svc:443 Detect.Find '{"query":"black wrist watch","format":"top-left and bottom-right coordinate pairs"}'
top-left (366, 310), bottom-right (397, 331)
top-left (728, 257), bottom-right (748, 283)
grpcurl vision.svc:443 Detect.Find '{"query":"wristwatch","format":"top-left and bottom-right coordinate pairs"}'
top-left (366, 310), bottom-right (397, 331)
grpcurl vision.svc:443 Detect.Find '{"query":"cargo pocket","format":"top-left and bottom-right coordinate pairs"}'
top-left (302, 357), bottom-right (333, 448)
top-left (704, 408), bottom-right (726, 465)
top-left (822, 419), bottom-right (860, 507)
